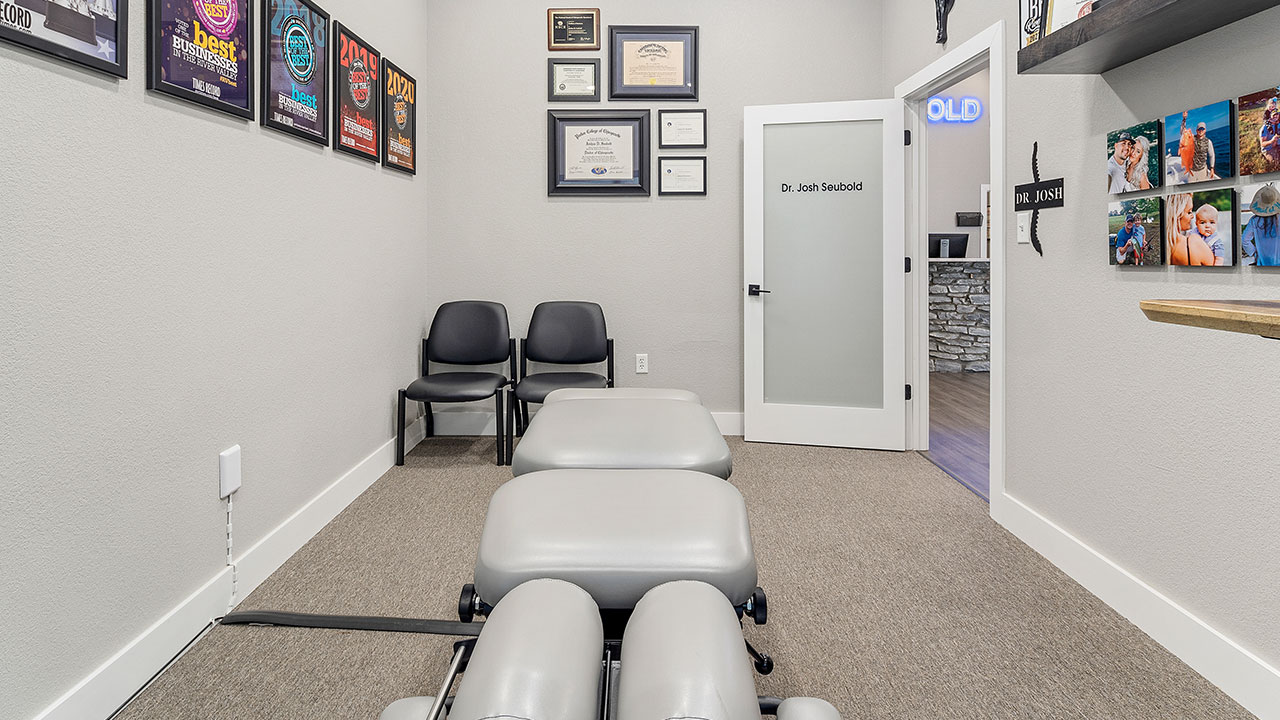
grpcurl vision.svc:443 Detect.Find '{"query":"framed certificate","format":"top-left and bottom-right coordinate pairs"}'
top-left (609, 25), bottom-right (697, 100)
top-left (658, 109), bottom-right (706, 149)
top-left (548, 8), bottom-right (599, 50)
top-left (0, 0), bottom-right (127, 78)
top-left (658, 156), bottom-right (706, 196)
top-left (548, 109), bottom-right (650, 196)
top-left (548, 58), bottom-right (600, 102)
top-left (261, 0), bottom-right (330, 145)
top-left (148, 0), bottom-right (254, 118)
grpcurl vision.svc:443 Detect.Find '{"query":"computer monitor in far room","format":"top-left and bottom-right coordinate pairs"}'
top-left (928, 233), bottom-right (970, 258)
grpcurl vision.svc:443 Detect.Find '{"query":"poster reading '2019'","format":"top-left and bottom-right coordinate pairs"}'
top-left (382, 59), bottom-right (416, 174)
top-left (333, 22), bottom-right (379, 161)
top-left (148, 0), bottom-right (253, 118)
top-left (262, 0), bottom-right (329, 144)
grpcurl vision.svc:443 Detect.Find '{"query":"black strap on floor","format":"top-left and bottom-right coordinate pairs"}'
top-left (219, 610), bottom-right (483, 637)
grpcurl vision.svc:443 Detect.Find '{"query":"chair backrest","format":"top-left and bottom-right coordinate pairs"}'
top-left (525, 301), bottom-right (608, 365)
top-left (427, 301), bottom-right (510, 365)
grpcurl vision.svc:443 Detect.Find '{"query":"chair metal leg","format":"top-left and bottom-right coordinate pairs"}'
top-left (494, 392), bottom-right (505, 466)
top-left (513, 397), bottom-right (525, 436)
top-left (424, 402), bottom-right (434, 437)
top-left (396, 390), bottom-right (406, 466)
top-left (507, 390), bottom-right (516, 466)
top-left (520, 400), bottom-right (530, 434)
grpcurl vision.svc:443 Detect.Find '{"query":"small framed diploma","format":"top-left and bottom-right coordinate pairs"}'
top-left (658, 109), bottom-right (707, 149)
top-left (658, 156), bottom-right (707, 196)
top-left (548, 109), bottom-right (651, 196)
top-left (548, 8), bottom-right (600, 51)
top-left (609, 25), bottom-right (698, 100)
top-left (547, 58), bottom-right (601, 102)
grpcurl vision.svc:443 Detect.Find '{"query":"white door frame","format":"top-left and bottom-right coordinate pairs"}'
top-left (894, 22), bottom-right (1007, 507)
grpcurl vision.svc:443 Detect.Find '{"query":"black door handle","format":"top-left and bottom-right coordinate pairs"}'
top-left (748, 284), bottom-right (771, 296)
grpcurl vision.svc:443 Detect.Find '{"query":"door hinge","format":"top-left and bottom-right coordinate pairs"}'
top-left (904, 129), bottom-right (912, 146)
top-left (905, 384), bottom-right (913, 400)
top-left (905, 257), bottom-right (912, 273)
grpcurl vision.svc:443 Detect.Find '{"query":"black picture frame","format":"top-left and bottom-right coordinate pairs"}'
top-left (548, 109), bottom-right (650, 196)
top-left (547, 7), bottom-right (599, 51)
top-left (609, 25), bottom-right (698, 100)
top-left (147, 0), bottom-right (255, 119)
top-left (381, 57), bottom-right (416, 175)
top-left (547, 57), bottom-right (600, 103)
top-left (0, 0), bottom-right (128, 77)
top-left (331, 21), bottom-right (380, 162)
top-left (260, 0), bottom-right (330, 146)
top-left (657, 108), bottom-right (707, 149)
top-left (658, 156), bottom-right (707, 196)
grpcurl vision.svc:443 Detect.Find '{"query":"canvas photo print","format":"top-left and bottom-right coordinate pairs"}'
top-left (1166, 189), bottom-right (1235, 266)
top-left (1164, 100), bottom-right (1234, 186)
top-left (1240, 182), bottom-right (1280, 266)
top-left (1238, 87), bottom-right (1280, 177)
top-left (1109, 197), bottom-right (1162, 266)
top-left (1106, 120), bottom-right (1161, 194)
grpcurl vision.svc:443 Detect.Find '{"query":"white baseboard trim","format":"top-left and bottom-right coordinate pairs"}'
top-left (31, 418), bottom-right (427, 720)
top-left (429, 408), bottom-right (745, 436)
top-left (993, 492), bottom-right (1280, 719)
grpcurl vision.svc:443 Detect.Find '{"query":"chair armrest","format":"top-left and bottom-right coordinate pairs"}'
top-left (509, 338), bottom-right (517, 385)
top-left (421, 338), bottom-right (430, 378)
top-left (606, 338), bottom-right (614, 387)
top-left (518, 338), bottom-right (527, 383)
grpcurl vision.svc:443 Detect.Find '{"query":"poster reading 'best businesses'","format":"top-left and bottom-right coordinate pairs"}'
top-left (333, 22), bottom-right (379, 161)
top-left (263, 0), bottom-right (329, 143)
top-left (382, 59), bottom-right (416, 174)
top-left (150, 0), bottom-right (253, 118)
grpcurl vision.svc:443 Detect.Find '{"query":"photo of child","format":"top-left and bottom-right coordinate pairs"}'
top-left (1239, 183), bottom-right (1280, 266)
top-left (1164, 101), bottom-right (1235, 186)
top-left (1166, 189), bottom-right (1235, 266)
top-left (1108, 197), bottom-right (1162, 266)
top-left (1237, 87), bottom-right (1280, 177)
top-left (1105, 120), bottom-right (1161, 194)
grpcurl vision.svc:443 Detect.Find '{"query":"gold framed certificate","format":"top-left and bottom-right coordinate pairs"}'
top-left (658, 156), bottom-right (707, 196)
top-left (658, 109), bottom-right (707, 148)
top-left (548, 8), bottom-right (600, 51)
top-left (548, 109), bottom-right (651, 196)
top-left (609, 25), bottom-right (698, 100)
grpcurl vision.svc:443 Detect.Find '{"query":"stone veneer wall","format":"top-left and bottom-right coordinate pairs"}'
top-left (929, 261), bottom-right (991, 372)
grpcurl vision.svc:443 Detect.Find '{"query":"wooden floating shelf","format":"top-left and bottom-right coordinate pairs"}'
top-left (1018, 0), bottom-right (1280, 76)
top-left (1140, 299), bottom-right (1280, 339)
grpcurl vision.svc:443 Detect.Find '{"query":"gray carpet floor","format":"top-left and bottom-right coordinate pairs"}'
top-left (116, 437), bottom-right (1254, 719)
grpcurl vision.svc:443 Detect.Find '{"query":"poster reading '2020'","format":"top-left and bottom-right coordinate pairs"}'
top-left (148, 0), bottom-right (253, 118)
top-left (262, 0), bottom-right (329, 144)
top-left (333, 21), bottom-right (379, 161)
top-left (382, 59), bottom-right (416, 174)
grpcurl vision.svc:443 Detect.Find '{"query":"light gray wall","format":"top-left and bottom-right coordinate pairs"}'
top-left (0, 2), bottom-right (432, 716)
top-left (883, 1), bottom-right (1280, 670)
top-left (421, 0), bottom-right (887, 413)
top-left (926, 68), bottom-right (990, 257)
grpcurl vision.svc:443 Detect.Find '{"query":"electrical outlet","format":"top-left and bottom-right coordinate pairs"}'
top-left (635, 354), bottom-right (648, 374)
top-left (219, 445), bottom-right (241, 499)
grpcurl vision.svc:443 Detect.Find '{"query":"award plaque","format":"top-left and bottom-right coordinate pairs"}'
top-left (609, 25), bottom-right (698, 100)
top-left (548, 8), bottom-right (599, 51)
top-left (658, 156), bottom-right (707, 196)
top-left (548, 58), bottom-right (601, 102)
top-left (548, 109), bottom-right (650, 196)
top-left (658, 109), bottom-right (707, 148)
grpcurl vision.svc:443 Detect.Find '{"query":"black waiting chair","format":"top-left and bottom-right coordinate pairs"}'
top-left (512, 301), bottom-right (614, 440)
top-left (397, 301), bottom-right (515, 466)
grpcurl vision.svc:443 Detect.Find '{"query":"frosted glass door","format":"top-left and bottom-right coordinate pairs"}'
top-left (744, 100), bottom-right (905, 450)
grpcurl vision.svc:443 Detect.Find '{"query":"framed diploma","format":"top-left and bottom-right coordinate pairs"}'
top-left (0, 0), bottom-right (127, 78)
top-left (381, 58), bottom-right (416, 174)
top-left (657, 109), bottom-right (706, 149)
top-left (547, 58), bottom-right (600, 102)
top-left (548, 109), bottom-right (650, 196)
top-left (658, 156), bottom-right (706, 196)
top-left (147, 0), bottom-right (254, 119)
top-left (547, 8), bottom-right (599, 51)
top-left (261, 0), bottom-right (330, 145)
top-left (332, 21), bottom-right (379, 162)
top-left (609, 25), bottom-right (697, 100)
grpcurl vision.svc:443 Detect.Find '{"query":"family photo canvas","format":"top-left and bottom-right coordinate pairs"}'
top-left (1108, 197), bottom-right (1162, 266)
top-left (1164, 100), bottom-right (1234, 186)
top-left (1240, 183), bottom-right (1280, 266)
top-left (1165, 189), bottom-right (1235, 266)
top-left (1238, 87), bottom-right (1280, 177)
top-left (1106, 120), bottom-right (1161, 194)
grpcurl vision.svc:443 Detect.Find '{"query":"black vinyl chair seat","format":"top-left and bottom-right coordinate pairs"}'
top-left (514, 372), bottom-right (609, 403)
top-left (406, 372), bottom-right (508, 403)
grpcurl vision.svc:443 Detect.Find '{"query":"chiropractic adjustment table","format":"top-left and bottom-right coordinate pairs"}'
top-left (510, 387), bottom-right (732, 478)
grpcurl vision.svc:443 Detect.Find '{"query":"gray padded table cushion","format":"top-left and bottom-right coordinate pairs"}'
top-left (511, 398), bottom-right (731, 478)
top-left (380, 697), bottom-right (445, 720)
top-left (618, 581), bottom-right (763, 720)
top-left (543, 387), bottom-right (701, 404)
top-left (778, 698), bottom-right (843, 720)
top-left (475, 470), bottom-right (757, 609)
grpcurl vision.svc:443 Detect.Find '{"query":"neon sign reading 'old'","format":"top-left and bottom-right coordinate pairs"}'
top-left (927, 96), bottom-right (983, 123)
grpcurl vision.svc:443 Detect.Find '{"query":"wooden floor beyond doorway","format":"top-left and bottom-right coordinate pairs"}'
top-left (922, 371), bottom-right (990, 500)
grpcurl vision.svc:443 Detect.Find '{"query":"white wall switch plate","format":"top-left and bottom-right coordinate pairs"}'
top-left (1017, 212), bottom-right (1031, 244)
top-left (635, 354), bottom-right (649, 374)
top-left (219, 445), bottom-right (241, 499)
